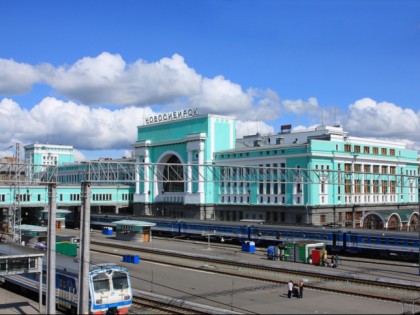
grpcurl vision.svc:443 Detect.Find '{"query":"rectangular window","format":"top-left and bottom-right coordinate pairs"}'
top-left (344, 163), bottom-right (352, 172)
top-left (354, 145), bottom-right (361, 153)
top-left (390, 149), bottom-right (395, 156)
top-left (390, 181), bottom-right (396, 193)
top-left (354, 180), bottom-right (361, 194)
top-left (344, 144), bottom-right (351, 152)
top-left (373, 147), bottom-right (379, 154)
top-left (381, 148), bottom-right (387, 155)
top-left (321, 182), bottom-right (325, 193)
top-left (364, 165), bottom-right (371, 173)
top-left (364, 180), bottom-right (370, 193)
top-left (364, 146), bottom-right (370, 154)
top-left (390, 166), bottom-right (396, 174)
top-left (345, 180), bottom-right (351, 194)
top-left (381, 180), bottom-right (388, 194)
top-left (373, 180), bottom-right (379, 193)
top-left (274, 183), bottom-right (278, 194)
top-left (373, 165), bottom-right (379, 173)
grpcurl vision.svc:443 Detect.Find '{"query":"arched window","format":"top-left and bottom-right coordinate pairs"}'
top-left (162, 155), bottom-right (184, 193)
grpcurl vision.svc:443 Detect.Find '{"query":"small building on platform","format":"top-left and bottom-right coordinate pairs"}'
top-left (20, 224), bottom-right (48, 246)
top-left (41, 209), bottom-right (71, 230)
top-left (114, 220), bottom-right (156, 242)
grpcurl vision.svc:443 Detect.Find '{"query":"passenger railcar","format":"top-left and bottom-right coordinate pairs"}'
top-left (248, 225), bottom-right (419, 260)
top-left (0, 244), bottom-right (132, 314)
top-left (178, 220), bottom-right (248, 243)
top-left (88, 214), bottom-right (419, 261)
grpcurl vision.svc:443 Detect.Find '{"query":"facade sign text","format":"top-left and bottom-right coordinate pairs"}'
top-left (145, 108), bottom-right (199, 125)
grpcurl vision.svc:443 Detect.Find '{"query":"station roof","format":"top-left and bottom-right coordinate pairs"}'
top-left (20, 224), bottom-right (47, 232)
top-left (113, 220), bottom-right (156, 227)
top-left (41, 209), bottom-right (71, 214)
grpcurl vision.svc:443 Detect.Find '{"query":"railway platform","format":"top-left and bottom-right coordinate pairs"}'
top-left (64, 228), bottom-right (419, 314)
top-left (4, 227), bottom-right (417, 314)
top-left (0, 286), bottom-right (40, 314)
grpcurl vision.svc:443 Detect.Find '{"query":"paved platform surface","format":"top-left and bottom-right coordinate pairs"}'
top-left (0, 287), bottom-right (41, 314)
top-left (85, 228), bottom-right (416, 314)
top-left (0, 228), bottom-right (416, 314)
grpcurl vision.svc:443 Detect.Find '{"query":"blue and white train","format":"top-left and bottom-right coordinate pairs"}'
top-left (0, 244), bottom-right (132, 315)
top-left (89, 214), bottom-right (419, 262)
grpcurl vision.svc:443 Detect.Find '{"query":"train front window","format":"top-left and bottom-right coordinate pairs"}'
top-left (93, 273), bottom-right (110, 293)
top-left (112, 271), bottom-right (129, 290)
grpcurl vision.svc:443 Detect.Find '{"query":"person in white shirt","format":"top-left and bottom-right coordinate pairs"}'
top-left (287, 280), bottom-right (294, 298)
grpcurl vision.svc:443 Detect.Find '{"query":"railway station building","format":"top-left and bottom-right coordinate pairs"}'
top-left (132, 110), bottom-right (419, 230)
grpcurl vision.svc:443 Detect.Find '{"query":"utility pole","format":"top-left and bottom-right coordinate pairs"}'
top-left (46, 183), bottom-right (56, 314)
top-left (12, 143), bottom-right (22, 245)
top-left (78, 181), bottom-right (91, 314)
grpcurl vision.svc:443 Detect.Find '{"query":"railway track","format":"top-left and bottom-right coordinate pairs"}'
top-left (130, 292), bottom-right (240, 314)
top-left (91, 239), bottom-right (420, 304)
top-left (131, 296), bottom-right (204, 314)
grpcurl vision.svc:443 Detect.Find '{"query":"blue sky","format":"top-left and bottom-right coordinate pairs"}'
top-left (0, 0), bottom-right (419, 161)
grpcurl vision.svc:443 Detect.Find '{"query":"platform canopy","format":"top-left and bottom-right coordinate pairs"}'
top-left (41, 209), bottom-right (71, 214)
top-left (113, 220), bottom-right (156, 227)
top-left (20, 224), bottom-right (48, 232)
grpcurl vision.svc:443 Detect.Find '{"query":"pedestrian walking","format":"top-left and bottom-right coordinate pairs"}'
top-left (334, 254), bottom-right (340, 266)
top-left (298, 280), bottom-right (304, 298)
top-left (287, 280), bottom-right (293, 298)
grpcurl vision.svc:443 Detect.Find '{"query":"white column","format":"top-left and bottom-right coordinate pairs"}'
top-left (187, 150), bottom-right (192, 193)
top-left (270, 165), bottom-right (274, 195)
top-left (135, 156), bottom-right (140, 194)
top-left (198, 142), bottom-right (204, 194)
top-left (144, 149), bottom-right (150, 202)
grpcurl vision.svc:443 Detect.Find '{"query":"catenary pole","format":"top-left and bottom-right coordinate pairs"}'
top-left (46, 183), bottom-right (56, 314)
top-left (78, 182), bottom-right (91, 314)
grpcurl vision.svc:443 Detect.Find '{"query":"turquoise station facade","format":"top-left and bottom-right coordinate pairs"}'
top-left (0, 110), bottom-right (419, 231)
top-left (132, 112), bottom-right (419, 230)
top-left (133, 113), bottom-right (236, 219)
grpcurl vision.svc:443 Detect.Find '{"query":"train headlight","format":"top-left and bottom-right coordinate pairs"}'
top-left (124, 295), bottom-right (131, 300)
top-left (95, 299), bottom-right (102, 304)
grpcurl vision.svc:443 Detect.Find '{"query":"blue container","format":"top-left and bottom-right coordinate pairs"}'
top-left (102, 227), bottom-right (113, 235)
top-left (131, 255), bottom-right (140, 264)
top-left (248, 241), bottom-right (256, 253)
top-left (242, 241), bottom-right (256, 253)
top-left (241, 241), bottom-right (248, 251)
top-left (122, 255), bottom-right (130, 262)
top-left (267, 246), bottom-right (276, 260)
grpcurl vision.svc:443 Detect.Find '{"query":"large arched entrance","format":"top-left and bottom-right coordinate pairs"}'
top-left (409, 212), bottom-right (419, 231)
top-left (157, 153), bottom-right (185, 195)
top-left (386, 214), bottom-right (401, 230)
top-left (362, 213), bottom-right (384, 229)
top-left (162, 155), bottom-right (184, 193)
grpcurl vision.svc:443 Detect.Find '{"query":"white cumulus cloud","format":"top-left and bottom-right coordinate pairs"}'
top-left (0, 59), bottom-right (39, 94)
top-left (344, 98), bottom-right (420, 138)
top-left (39, 52), bottom-right (202, 106)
